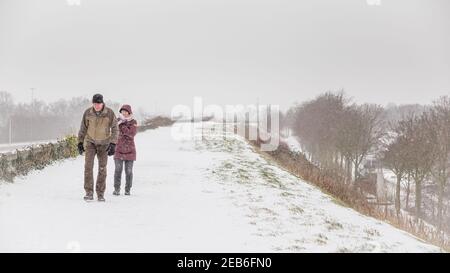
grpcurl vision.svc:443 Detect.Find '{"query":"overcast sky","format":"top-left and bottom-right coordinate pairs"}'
top-left (0, 0), bottom-right (449, 113)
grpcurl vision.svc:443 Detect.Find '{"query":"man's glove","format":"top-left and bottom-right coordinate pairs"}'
top-left (107, 143), bottom-right (116, 156)
top-left (78, 142), bottom-right (85, 155)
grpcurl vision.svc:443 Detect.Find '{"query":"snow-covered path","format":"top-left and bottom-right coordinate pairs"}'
top-left (0, 124), bottom-right (441, 252)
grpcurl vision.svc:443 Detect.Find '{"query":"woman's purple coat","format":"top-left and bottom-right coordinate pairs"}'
top-left (114, 105), bottom-right (137, 161)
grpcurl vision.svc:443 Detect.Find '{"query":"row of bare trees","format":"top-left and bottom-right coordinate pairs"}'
top-left (0, 91), bottom-right (121, 144)
top-left (383, 96), bottom-right (450, 228)
top-left (285, 92), bottom-right (384, 185)
top-left (284, 92), bottom-right (450, 232)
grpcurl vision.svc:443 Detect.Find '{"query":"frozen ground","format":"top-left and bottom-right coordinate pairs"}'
top-left (0, 123), bottom-right (442, 252)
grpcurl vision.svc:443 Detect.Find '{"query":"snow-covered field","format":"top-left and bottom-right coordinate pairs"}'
top-left (0, 123), bottom-right (442, 252)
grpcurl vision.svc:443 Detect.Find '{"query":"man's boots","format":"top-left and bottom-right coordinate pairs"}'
top-left (84, 193), bottom-right (94, 201)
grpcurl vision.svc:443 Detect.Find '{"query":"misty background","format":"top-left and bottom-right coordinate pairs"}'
top-left (1, 0), bottom-right (450, 247)
top-left (0, 0), bottom-right (449, 143)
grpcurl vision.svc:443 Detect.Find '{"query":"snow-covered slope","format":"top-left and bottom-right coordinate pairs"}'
top-left (0, 123), bottom-right (442, 252)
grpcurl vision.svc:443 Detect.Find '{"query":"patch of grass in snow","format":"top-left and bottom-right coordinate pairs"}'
top-left (352, 243), bottom-right (378, 252)
top-left (295, 239), bottom-right (307, 244)
top-left (222, 138), bottom-right (241, 152)
top-left (338, 244), bottom-right (379, 253)
top-left (364, 228), bottom-right (381, 237)
top-left (247, 195), bottom-right (263, 203)
top-left (266, 231), bottom-right (285, 237)
top-left (336, 247), bottom-right (352, 253)
top-left (203, 135), bottom-right (247, 154)
top-left (211, 161), bottom-right (236, 182)
top-left (223, 162), bottom-right (233, 169)
top-left (262, 216), bottom-right (279, 223)
top-left (259, 167), bottom-right (286, 189)
top-left (212, 157), bottom-right (255, 184)
top-left (246, 213), bottom-right (259, 219)
top-left (234, 168), bottom-right (251, 182)
top-left (250, 207), bottom-right (278, 216)
top-left (289, 206), bottom-right (305, 215)
top-left (325, 218), bottom-right (344, 230)
top-left (281, 191), bottom-right (295, 197)
top-left (286, 245), bottom-right (307, 251)
top-left (315, 233), bottom-right (328, 245)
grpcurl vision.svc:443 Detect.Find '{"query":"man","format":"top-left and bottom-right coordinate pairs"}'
top-left (78, 94), bottom-right (119, 202)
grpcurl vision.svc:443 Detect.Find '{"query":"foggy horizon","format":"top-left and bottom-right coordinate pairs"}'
top-left (1, 0), bottom-right (449, 112)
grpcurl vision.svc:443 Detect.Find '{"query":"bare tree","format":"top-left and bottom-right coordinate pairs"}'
top-left (292, 91), bottom-right (347, 168)
top-left (383, 130), bottom-right (410, 217)
top-left (343, 104), bottom-right (384, 184)
top-left (291, 92), bottom-right (384, 188)
top-left (397, 114), bottom-right (436, 220)
top-left (429, 96), bottom-right (450, 229)
top-left (0, 95), bottom-right (121, 143)
top-left (288, 92), bottom-right (449, 232)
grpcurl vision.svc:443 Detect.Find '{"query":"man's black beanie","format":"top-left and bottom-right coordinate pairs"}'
top-left (92, 94), bottom-right (104, 104)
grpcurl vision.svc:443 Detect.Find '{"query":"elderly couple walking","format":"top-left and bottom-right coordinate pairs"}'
top-left (77, 94), bottom-right (138, 202)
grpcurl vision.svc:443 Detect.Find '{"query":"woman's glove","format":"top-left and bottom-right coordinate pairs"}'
top-left (107, 143), bottom-right (116, 156)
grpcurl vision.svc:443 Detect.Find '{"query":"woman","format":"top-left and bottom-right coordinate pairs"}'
top-left (113, 104), bottom-right (138, 196)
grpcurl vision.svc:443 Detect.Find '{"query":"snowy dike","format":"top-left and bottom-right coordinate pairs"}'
top-left (0, 123), bottom-right (442, 252)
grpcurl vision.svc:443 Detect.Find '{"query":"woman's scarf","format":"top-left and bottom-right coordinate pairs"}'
top-left (118, 113), bottom-right (134, 125)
